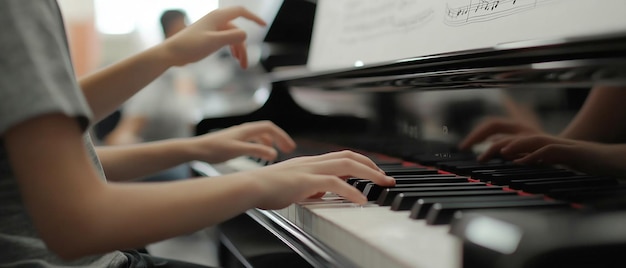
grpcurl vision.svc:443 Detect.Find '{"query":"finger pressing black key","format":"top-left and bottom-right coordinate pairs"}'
top-left (377, 186), bottom-right (504, 206)
top-left (364, 182), bottom-right (485, 201)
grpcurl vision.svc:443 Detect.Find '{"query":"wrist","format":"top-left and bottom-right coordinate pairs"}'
top-left (234, 169), bottom-right (266, 207)
top-left (150, 42), bottom-right (180, 68)
top-left (179, 137), bottom-right (203, 162)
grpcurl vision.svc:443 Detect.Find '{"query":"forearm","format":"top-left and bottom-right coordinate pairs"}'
top-left (6, 114), bottom-right (260, 260)
top-left (79, 45), bottom-right (172, 122)
top-left (103, 116), bottom-right (147, 146)
top-left (97, 138), bottom-right (196, 182)
top-left (560, 86), bottom-right (626, 142)
top-left (66, 175), bottom-right (258, 259)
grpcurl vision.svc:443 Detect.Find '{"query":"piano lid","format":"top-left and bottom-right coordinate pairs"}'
top-left (271, 32), bottom-right (626, 91)
top-left (267, 0), bottom-right (626, 91)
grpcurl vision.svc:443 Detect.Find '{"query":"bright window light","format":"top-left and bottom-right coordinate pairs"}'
top-left (94, 0), bottom-right (138, 35)
top-left (95, 0), bottom-right (218, 36)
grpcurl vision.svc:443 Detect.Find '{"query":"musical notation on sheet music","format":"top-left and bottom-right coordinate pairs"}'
top-left (327, 0), bottom-right (435, 45)
top-left (310, 0), bottom-right (626, 72)
top-left (444, 0), bottom-right (553, 26)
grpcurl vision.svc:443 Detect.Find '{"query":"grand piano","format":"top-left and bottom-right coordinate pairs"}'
top-left (191, 1), bottom-right (626, 267)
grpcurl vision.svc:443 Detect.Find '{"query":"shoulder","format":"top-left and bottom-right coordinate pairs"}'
top-left (0, 0), bottom-right (92, 134)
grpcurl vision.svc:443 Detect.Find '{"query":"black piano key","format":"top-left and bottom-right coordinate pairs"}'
top-left (364, 182), bottom-right (486, 201)
top-left (381, 165), bottom-right (428, 171)
top-left (353, 175), bottom-right (463, 192)
top-left (397, 174), bottom-right (468, 180)
top-left (375, 162), bottom-right (405, 168)
top-left (470, 167), bottom-right (551, 181)
top-left (407, 194), bottom-right (542, 218)
top-left (507, 175), bottom-right (600, 190)
top-left (346, 177), bottom-right (361, 185)
top-left (473, 167), bottom-right (568, 179)
top-left (362, 179), bottom-right (477, 194)
top-left (391, 173), bottom-right (457, 180)
top-left (393, 174), bottom-right (465, 180)
top-left (547, 185), bottom-right (626, 203)
top-left (359, 176), bottom-right (468, 197)
top-left (442, 162), bottom-right (516, 175)
top-left (521, 178), bottom-right (619, 194)
top-left (383, 168), bottom-right (440, 176)
top-left (362, 176), bottom-right (469, 190)
top-left (425, 200), bottom-right (572, 225)
top-left (352, 179), bottom-right (373, 191)
top-left (392, 177), bottom-right (470, 184)
top-left (470, 167), bottom-right (534, 174)
top-left (568, 191), bottom-right (626, 204)
top-left (487, 170), bottom-right (578, 185)
top-left (376, 186), bottom-right (505, 206)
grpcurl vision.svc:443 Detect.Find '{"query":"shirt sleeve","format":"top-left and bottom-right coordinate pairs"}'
top-left (0, 1), bottom-right (93, 134)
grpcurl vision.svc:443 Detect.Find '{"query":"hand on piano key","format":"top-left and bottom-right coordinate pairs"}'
top-left (242, 150), bottom-right (395, 210)
top-left (186, 120), bottom-right (297, 163)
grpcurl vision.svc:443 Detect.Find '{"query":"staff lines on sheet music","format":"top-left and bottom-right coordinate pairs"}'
top-left (444, 0), bottom-right (554, 26)
top-left (338, 0), bottom-right (435, 45)
top-left (338, 9), bottom-right (435, 44)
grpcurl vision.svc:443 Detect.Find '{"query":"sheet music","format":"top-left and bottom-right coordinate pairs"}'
top-left (308, 0), bottom-right (626, 71)
top-left (445, 0), bottom-right (548, 26)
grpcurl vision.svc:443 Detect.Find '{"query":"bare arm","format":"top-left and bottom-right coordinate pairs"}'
top-left (560, 85), bottom-right (626, 142)
top-left (79, 6), bottom-right (266, 121)
top-left (99, 120), bottom-right (298, 182)
top-left (79, 47), bottom-right (171, 122)
top-left (96, 139), bottom-right (195, 182)
top-left (7, 116), bottom-right (394, 259)
top-left (5, 114), bottom-right (258, 259)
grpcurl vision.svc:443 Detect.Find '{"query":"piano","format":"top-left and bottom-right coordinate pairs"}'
top-left (191, 1), bottom-right (626, 267)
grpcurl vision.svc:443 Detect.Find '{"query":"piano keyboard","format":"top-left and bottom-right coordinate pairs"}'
top-left (191, 141), bottom-right (624, 268)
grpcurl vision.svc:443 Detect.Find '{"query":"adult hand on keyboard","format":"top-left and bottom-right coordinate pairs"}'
top-left (458, 116), bottom-right (543, 152)
top-left (242, 150), bottom-right (396, 210)
top-left (478, 134), bottom-right (626, 177)
top-left (185, 120), bottom-right (296, 164)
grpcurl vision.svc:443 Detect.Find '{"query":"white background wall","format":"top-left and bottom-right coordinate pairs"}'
top-left (58, 0), bottom-right (284, 70)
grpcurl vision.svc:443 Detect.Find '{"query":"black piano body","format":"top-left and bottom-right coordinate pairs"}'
top-left (191, 1), bottom-right (626, 267)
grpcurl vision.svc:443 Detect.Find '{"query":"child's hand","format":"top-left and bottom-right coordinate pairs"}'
top-left (160, 6), bottom-right (266, 68)
top-left (243, 150), bottom-right (395, 209)
top-left (185, 120), bottom-right (296, 164)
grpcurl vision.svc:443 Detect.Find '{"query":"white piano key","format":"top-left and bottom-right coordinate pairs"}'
top-left (199, 158), bottom-right (463, 268)
top-left (276, 194), bottom-right (462, 268)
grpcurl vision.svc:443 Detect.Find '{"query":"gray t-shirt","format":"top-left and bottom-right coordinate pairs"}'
top-left (0, 1), bottom-right (126, 267)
